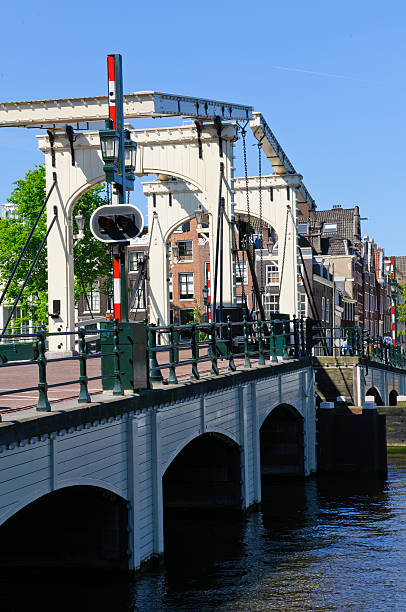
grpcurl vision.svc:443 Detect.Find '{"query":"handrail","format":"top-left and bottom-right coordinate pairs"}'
top-left (0, 317), bottom-right (405, 411)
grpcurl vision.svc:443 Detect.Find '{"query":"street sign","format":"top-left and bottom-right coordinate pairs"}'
top-left (90, 204), bottom-right (144, 243)
top-left (383, 336), bottom-right (392, 344)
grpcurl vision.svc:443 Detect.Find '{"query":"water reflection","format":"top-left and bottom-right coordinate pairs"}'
top-left (1, 456), bottom-right (406, 611)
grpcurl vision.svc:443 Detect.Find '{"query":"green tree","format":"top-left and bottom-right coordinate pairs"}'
top-left (0, 165), bottom-right (110, 328)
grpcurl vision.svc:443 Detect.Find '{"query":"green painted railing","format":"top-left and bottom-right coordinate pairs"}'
top-left (0, 316), bottom-right (405, 411)
top-left (0, 319), bottom-right (123, 412)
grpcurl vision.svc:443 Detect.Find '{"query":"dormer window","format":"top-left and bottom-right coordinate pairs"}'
top-left (323, 223), bottom-right (337, 233)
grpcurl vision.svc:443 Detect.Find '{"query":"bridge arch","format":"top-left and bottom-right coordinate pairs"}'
top-left (260, 403), bottom-right (305, 477)
top-left (0, 485), bottom-right (128, 570)
top-left (163, 432), bottom-right (242, 511)
top-left (389, 389), bottom-right (399, 406)
top-left (365, 387), bottom-right (384, 406)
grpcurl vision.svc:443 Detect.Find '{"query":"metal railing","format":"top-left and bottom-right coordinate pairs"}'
top-left (311, 324), bottom-right (406, 368)
top-left (0, 316), bottom-right (405, 413)
top-left (147, 315), bottom-right (306, 385)
top-left (0, 319), bottom-right (124, 412)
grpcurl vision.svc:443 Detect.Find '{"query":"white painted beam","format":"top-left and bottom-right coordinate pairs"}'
top-left (0, 91), bottom-right (253, 128)
top-left (250, 112), bottom-right (316, 211)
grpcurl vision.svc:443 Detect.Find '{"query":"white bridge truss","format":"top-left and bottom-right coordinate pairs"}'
top-left (0, 90), bottom-right (316, 353)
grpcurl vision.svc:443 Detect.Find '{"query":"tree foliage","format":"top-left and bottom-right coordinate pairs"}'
top-left (0, 166), bottom-right (110, 328)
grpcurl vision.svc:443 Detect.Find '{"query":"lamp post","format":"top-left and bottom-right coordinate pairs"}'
top-left (391, 277), bottom-right (399, 346)
top-left (99, 54), bottom-right (136, 322)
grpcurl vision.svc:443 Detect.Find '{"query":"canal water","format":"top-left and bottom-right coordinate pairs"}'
top-left (2, 454), bottom-right (406, 611)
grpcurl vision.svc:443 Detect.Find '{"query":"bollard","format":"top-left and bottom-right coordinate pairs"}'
top-left (257, 319), bottom-right (265, 365)
top-left (227, 315), bottom-right (236, 372)
top-left (112, 319), bottom-right (124, 396)
top-left (269, 320), bottom-right (278, 363)
top-left (190, 323), bottom-right (200, 380)
top-left (168, 325), bottom-right (178, 384)
top-left (148, 324), bottom-right (163, 382)
top-left (78, 327), bottom-right (91, 403)
top-left (243, 315), bottom-right (251, 368)
top-left (210, 322), bottom-right (219, 375)
top-left (36, 331), bottom-right (51, 411)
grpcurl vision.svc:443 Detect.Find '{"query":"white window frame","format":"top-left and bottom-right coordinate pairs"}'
top-left (83, 280), bottom-right (100, 313)
top-left (266, 262), bottom-right (279, 285)
top-left (234, 260), bottom-right (248, 285)
top-left (179, 272), bottom-right (194, 300)
top-left (128, 250), bottom-right (144, 273)
top-left (177, 240), bottom-right (193, 262)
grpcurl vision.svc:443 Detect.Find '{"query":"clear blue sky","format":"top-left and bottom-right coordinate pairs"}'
top-left (0, 0), bottom-right (404, 253)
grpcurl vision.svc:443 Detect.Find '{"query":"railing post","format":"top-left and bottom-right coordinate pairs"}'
top-left (190, 323), bottom-right (200, 380)
top-left (243, 315), bottom-right (251, 368)
top-left (299, 316), bottom-right (305, 357)
top-left (257, 318), bottom-right (265, 365)
top-left (282, 320), bottom-right (289, 360)
top-left (112, 318), bottom-right (124, 396)
top-left (167, 325), bottom-right (178, 384)
top-left (210, 322), bottom-right (219, 375)
top-left (227, 315), bottom-right (236, 372)
top-left (36, 331), bottom-right (50, 412)
top-left (78, 327), bottom-right (91, 403)
top-left (293, 314), bottom-right (299, 359)
top-left (270, 320), bottom-right (278, 362)
top-left (148, 324), bottom-right (163, 383)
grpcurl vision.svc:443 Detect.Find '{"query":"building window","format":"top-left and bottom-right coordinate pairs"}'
top-left (264, 293), bottom-right (279, 317)
top-left (299, 293), bottom-right (307, 317)
top-left (321, 296), bottom-right (326, 321)
top-left (169, 274), bottom-right (173, 301)
top-left (326, 298), bottom-right (330, 323)
top-left (179, 272), bottom-right (194, 299)
top-left (129, 279), bottom-right (145, 310)
top-left (234, 260), bottom-right (248, 285)
top-left (181, 221), bottom-right (190, 232)
top-left (177, 240), bottom-right (193, 261)
top-left (323, 223), bottom-right (337, 233)
top-left (266, 262), bottom-right (279, 285)
top-left (84, 281), bottom-right (100, 313)
top-left (128, 251), bottom-right (144, 272)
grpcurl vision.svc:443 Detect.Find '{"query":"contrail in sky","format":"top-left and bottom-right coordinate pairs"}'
top-left (273, 65), bottom-right (373, 83)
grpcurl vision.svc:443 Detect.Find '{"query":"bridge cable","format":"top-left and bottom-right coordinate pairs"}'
top-left (278, 206), bottom-right (290, 296)
top-left (0, 174), bottom-right (57, 308)
top-left (2, 207), bottom-right (58, 336)
top-left (237, 123), bottom-right (266, 320)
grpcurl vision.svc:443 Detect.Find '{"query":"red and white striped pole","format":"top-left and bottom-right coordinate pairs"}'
top-left (112, 247), bottom-right (121, 321)
top-left (391, 256), bottom-right (396, 346)
top-left (207, 262), bottom-right (211, 322)
top-left (107, 55), bottom-right (117, 130)
top-left (107, 54), bottom-right (128, 321)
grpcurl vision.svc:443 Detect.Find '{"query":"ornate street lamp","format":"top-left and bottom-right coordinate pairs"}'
top-left (99, 119), bottom-right (120, 182)
top-left (194, 203), bottom-right (204, 227)
top-left (73, 209), bottom-right (85, 246)
top-left (124, 129), bottom-right (137, 184)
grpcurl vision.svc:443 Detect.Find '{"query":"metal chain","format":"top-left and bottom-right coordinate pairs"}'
top-left (258, 142), bottom-right (264, 293)
top-left (241, 126), bottom-right (252, 249)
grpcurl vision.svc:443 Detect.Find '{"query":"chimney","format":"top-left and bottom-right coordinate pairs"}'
top-left (353, 205), bottom-right (360, 241)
